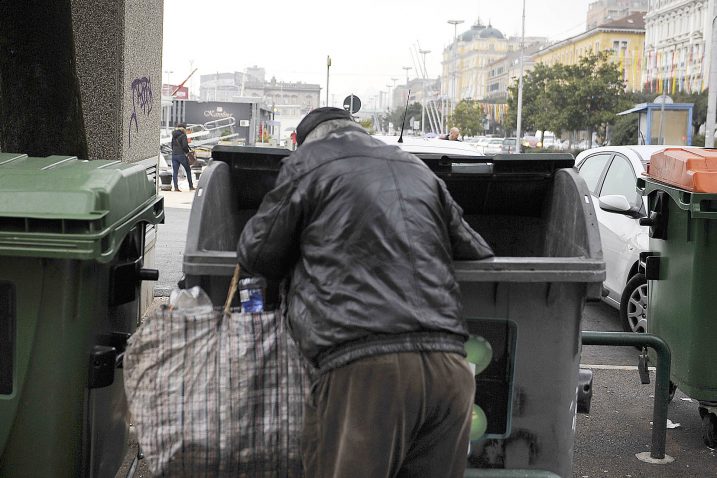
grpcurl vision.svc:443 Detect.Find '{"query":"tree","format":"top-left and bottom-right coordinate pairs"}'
top-left (448, 100), bottom-right (485, 136)
top-left (507, 62), bottom-right (559, 134)
top-left (610, 114), bottom-right (638, 145)
top-left (386, 102), bottom-right (423, 133)
top-left (569, 51), bottom-right (627, 143)
top-left (507, 51), bottom-right (627, 143)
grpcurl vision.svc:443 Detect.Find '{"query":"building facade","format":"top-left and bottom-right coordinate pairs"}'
top-left (441, 19), bottom-right (547, 102)
top-left (533, 13), bottom-right (646, 92)
top-left (587, 0), bottom-right (649, 30)
top-left (199, 68), bottom-right (321, 117)
top-left (485, 44), bottom-right (545, 102)
top-left (642, 0), bottom-right (715, 94)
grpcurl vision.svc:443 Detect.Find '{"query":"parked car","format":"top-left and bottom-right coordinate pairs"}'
top-left (521, 136), bottom-right (539, 148)
top-left (483, 138), bottom-right (505, 155)
top-left (501, 137), bottom-right (517, 153)
top-left (373, 135), bottom-right (485, 156)
top-left (575, 145), bottom-right (702, 333)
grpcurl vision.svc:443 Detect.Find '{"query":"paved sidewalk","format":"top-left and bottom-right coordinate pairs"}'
top-left (153, 188), bottom-right (196, 296)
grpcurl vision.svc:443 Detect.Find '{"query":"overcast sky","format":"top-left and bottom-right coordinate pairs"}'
top-left (162, 0), bottom-right (591, 106)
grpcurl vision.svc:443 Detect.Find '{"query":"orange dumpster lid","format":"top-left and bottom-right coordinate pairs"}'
top-left (645, 148), bottom-right (717, 193)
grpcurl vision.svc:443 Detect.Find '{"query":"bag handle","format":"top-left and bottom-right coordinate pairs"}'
top-left (224, 264), bottom-right (241, 315)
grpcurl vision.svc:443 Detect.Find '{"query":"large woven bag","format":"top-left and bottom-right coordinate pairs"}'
top-left (124, 265), bottom-right (308, 477)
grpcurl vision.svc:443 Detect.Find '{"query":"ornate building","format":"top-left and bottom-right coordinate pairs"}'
top-left (441, 19), bottom-right (546, 102)
top-left (533, 13), bottom-right (646, 92)
top-left (642, 0), bottom-right (715, 94)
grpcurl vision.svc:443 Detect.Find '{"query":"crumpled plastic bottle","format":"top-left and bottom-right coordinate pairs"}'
top-left (169, 286), bottom-right (214, 315)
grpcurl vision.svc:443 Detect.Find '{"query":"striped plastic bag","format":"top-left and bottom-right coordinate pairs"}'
top-left (124, 266), bottom-right (308, 477)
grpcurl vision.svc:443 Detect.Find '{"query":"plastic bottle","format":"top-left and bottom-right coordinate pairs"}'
top-left (169, 286), bottom-right (214, 315)
top-left (238, 276), bottom-right (267, 313)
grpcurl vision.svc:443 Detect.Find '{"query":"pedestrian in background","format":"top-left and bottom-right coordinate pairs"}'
top-left (442, 126), bottom-right (461, 141)
top-left (237, 107), bottom-right (493, 478)
top-left (170, 123), bottom-right (195, 192)
top-left (290, 129), bottom-right (297, 150)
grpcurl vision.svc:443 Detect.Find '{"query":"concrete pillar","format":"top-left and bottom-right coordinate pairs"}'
top-left (70, 0), bottom-right (164, 313)
top-left (70, 0), bottom-right (163, 164)
top-left (0, 0), bottom-right (88, 157)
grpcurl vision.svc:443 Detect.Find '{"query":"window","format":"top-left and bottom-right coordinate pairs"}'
top-left (578, 154), bottom-right (612, 193)
top-left (600, 156), bottom-right (641, 208)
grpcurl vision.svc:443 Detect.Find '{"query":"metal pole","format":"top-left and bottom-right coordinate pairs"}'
top-left (581, 331), bottom-right (672, 461)
top-left (706, 5), bottom-right (717, 147)
top-left (516, 0), bottom-right (526, 154)
top-left (447, 20), bottom-right (464, 121)
top-left (419, 49), bottom-right (431, 134)
top-left (658, 50), bottom-right (668, 145)
top-left (326, 56), bottom-right (331, 107)
top-left (403, 66), bottom-right (411, 87)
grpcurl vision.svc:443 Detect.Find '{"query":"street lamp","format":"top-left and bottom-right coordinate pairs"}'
top-left (391, 77), bottom-right (399, 108)
top-left (402, 66), bottom-right (412, 86)
top-left (326, 55), bottom-right (332, 107)
top-left (447, 19), bottom-right (464, 121)
top-left (516, 0), bottom-right (526, 153)
top-left (419, 49), bottom-right (431, 134)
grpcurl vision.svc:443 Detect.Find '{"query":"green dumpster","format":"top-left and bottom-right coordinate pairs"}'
top-left (639, 147), bottom-right (717, 447)
top-left (0, 153), bottom-right (164, 477)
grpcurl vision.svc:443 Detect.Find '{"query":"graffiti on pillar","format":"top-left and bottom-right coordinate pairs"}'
top-left (128, 76), bottom-right (153, 147)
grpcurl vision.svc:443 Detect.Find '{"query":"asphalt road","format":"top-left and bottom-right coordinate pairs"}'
top-left (577, 301), bottom-right (717, 477)
top-left (118, 199), bottom-right (717, 477)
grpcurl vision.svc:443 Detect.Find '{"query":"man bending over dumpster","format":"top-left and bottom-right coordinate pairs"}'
top-left (237, 107), bottom-right (494, 478)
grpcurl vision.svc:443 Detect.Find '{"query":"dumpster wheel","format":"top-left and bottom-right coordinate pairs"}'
top-left (699, 407), bottom-right (717, 449)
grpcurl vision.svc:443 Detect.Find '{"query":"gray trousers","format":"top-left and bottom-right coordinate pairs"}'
top-left (302, 351), bottom-right (475, 478)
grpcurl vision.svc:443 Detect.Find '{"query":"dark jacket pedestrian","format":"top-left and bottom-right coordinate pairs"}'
top-left (237, 107), bottom-right (493, 478)
top-left (170, 124), bottom-right (194, 192)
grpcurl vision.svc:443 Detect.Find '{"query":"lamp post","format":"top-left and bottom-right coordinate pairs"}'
top-left (419, 49), bottom-right (431, 134)
top-left (706, 0), bottom-right (717, 147)
top-left (402, 66), bottom-right (412, 86)
top-left (515, 0), bottom-right (526, 153)
top-left (391, 77), bottom-right (398, 109)
top-left (326, 55), bottom-right (332, 107)
top-left (447, 20), bottom-right (464, 122)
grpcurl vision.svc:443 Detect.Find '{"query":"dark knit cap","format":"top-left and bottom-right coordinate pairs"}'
top-left (296, 107), bottom-right (353, 146)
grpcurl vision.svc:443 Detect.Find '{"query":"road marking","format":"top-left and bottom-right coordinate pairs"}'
top-left (581, 364), bottom-right (656, 371)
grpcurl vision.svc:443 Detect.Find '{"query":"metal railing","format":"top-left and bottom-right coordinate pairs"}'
top-left (581, 331), bottom-right (672, 460)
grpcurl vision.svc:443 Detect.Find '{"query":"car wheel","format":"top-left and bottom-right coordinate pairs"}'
top-left (620, 273), bottom-right (648, 333)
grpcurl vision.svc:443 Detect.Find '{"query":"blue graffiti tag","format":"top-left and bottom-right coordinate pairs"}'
top-left (128, 77), bottom-right (153, 147)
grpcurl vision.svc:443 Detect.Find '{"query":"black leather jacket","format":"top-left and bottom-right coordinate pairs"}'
top-left (237, 125), bottom-right (493, 371)
top-left (171, 129), bottom-right (190, 155)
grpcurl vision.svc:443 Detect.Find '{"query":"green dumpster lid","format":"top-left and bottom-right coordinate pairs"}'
top-left (0, 153), bottom-right (164, 261)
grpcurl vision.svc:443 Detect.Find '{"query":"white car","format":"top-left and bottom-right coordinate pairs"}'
top-left (373, 135), bottom-right (485, 156)
top-left (575, 145), bottom-right (702, 333)
top-left (483, 138), bottom-right (505, 155)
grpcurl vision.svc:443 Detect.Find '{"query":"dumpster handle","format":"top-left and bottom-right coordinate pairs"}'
top-left (463, 469), bottom-right (560, 478)
top-left (581, 331), bottom-right (671, 460)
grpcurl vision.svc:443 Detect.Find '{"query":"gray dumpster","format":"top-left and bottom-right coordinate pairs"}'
top-left (183, 146), bottom-right (605, 478)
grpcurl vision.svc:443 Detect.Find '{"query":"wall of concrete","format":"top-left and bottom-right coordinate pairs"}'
top-left (71, 0), bottom-right (164, 312)
top-left (71, 0), bottom-right (163, 163)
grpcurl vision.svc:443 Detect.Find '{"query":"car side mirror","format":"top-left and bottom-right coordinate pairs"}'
top-left (599, 195), bottom-right (643, 218)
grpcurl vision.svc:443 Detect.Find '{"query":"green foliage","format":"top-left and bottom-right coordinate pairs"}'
top-left (386, 102), bottom-right (424, 132)
top-left (508, 51), bottom-right (628, 140)
top-left (610, 114), bottom-right (639, 145)
top-left (674, 90), bottom-right (708, 135)
top-left (448, 100), bottom-right (485, 137)
top-left (693, 133), bottom-right (705, 147)
top-left (358, 118), bottom-right (373, 132)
